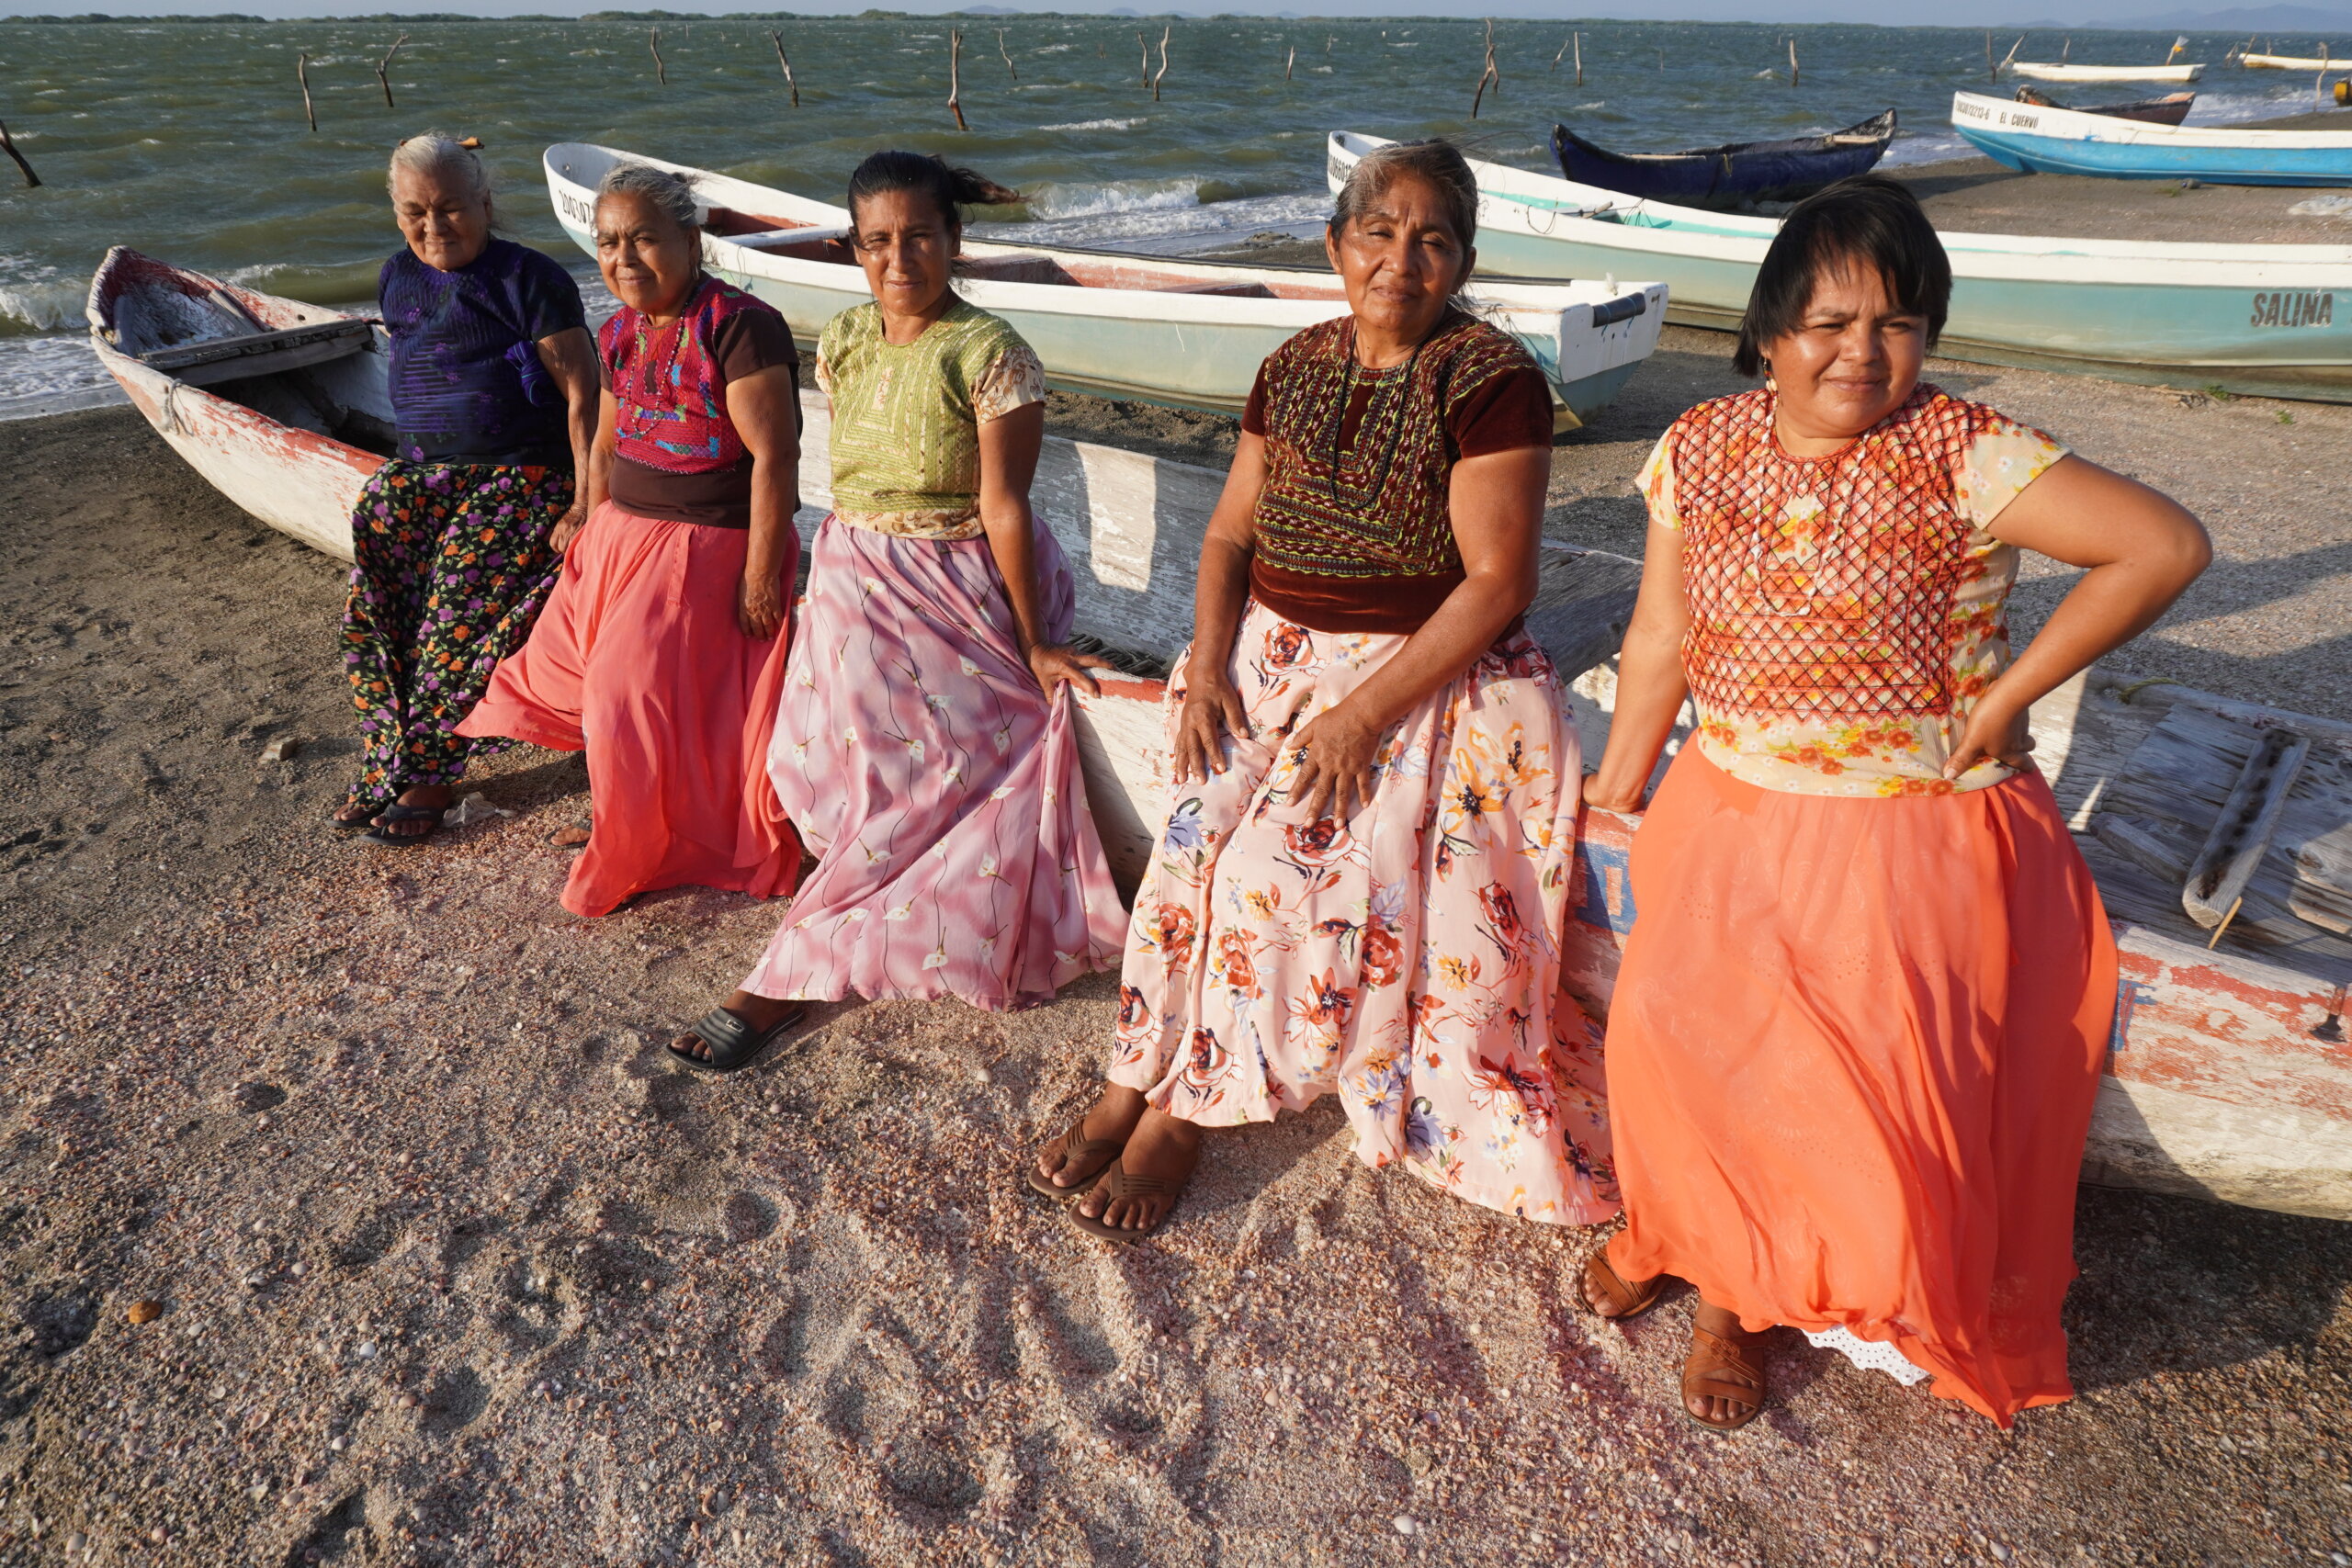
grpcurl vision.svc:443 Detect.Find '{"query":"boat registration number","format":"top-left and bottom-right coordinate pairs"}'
top-left (2252, 290), bottom-right (2335, 328)
top-left (557, 189), bottom-right (595, 230)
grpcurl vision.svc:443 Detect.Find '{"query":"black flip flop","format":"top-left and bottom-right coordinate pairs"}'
top-left (364, 802), bottom-right (445, 847)
top-left (668, 1005), bottom-right (804, 1076)
top-left (330, 800), bottom-right (387, 832)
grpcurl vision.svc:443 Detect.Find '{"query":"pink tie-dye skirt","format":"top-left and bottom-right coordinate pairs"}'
top-left (738, 514), bottom-right (1126, 1010)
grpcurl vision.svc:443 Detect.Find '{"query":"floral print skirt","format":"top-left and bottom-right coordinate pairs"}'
top-left (340, 460), bottom-right (570, 807)
top-left (1107, 601), bottom-right (1618, 1225)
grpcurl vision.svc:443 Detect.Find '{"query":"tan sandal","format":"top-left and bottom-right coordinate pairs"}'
top-left (1066, 1158), bottom-right (1187, 1244)
top-left (1682, 1324), bottom-right (1767, 1433)
top-left (1023, 1119), bottom-right (1124, 1203)
top-left (1582, 1250), bottom-right (1668, 1320)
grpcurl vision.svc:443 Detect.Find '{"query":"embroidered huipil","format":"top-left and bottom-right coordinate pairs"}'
top-left (1246, 310), bottom-right (1553, 633)
top-left (1638, 383), bottom-right (2067, 796)
top-left (816, 299), bottom-right (1046, 538)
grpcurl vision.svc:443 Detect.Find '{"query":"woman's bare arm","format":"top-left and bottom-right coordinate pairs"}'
top-left (535, 325), bottom-right (601, 537)
top-left (1285, 442), bottom-right (1551, 822)
top-left (1582, 520), bottom-right (1692, 814)
top-left (977, 401), bottom-right (1114, 696)
top-left (558, 389), bottom-right (620, 556)
top-left (1945, 454), bottom-right (2211, 777)
top-left (726, 363), bottom-right (803, 640)
top-left (1174, 431), bottom-right (1269, 783)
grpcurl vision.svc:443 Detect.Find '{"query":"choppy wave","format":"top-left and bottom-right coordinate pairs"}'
top-left (0, 260), bottom-right (85, 336)
top-left (1021, 177), bottom-right (1205, 222)
top-left (1037, 118), bottom-right (1143, 132)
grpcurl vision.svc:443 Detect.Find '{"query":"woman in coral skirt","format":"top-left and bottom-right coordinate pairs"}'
top-left (458, 162), bottom-right (803, 918)
top-left (1579, 175), bottom-right (2211, 1430)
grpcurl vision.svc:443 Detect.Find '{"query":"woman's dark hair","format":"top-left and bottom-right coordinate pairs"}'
top-left (845, 151), bottom-right (1022, 239)
top-left (1732, 175), bottom-right (1951, 378)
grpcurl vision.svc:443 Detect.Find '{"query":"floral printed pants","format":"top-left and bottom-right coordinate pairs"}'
top-left (340, 460), bottom-right (571, 807)
top-left (1105, 602), bottom-right (1619, 1225)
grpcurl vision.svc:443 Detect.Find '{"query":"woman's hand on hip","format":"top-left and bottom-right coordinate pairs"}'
top-left (1942, 700), bottom-right (2037, 781)
top-left (549, 502), bottom-right (588, 558)
top-left (1174, 671), bottom-right (1250, 784)
top-left (737, 570), bottom-right (786, 641)
top-left (1027, 643), bottom-right (1114, 699)
top-left (1286, 703), bottom-right (1383, 824)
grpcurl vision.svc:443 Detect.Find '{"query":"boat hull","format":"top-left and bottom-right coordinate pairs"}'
top-left (1550, 110), bottom-right (1893, 209)
top-left (1956, 88), bottom-right (2352, 186)
top-left (2011, 62), bottom-right (2205, 83)
top-left (545, 142), bottom-right (1668, 425)
top-left (1333, 129), bottom-right (2352, 400)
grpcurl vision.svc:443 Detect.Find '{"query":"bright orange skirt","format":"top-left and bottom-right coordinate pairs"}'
top-left (1603, 748), bottom-right (2116, 1425)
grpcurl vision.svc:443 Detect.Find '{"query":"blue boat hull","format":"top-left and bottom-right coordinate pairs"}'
top-left (1957, 123), bottom-right (2352, 186)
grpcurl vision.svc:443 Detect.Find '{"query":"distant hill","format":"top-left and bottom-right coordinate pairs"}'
top-left (2097, 5), bottom-right (2352, 28)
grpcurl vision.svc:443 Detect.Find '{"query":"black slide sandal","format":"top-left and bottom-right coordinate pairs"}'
top-left (364, 802), bottom-right (445, 847)
top-left (669, 1005), bottom-right (804, 1076)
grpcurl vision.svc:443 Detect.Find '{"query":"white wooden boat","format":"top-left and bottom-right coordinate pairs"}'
top-left (2241, 51), bottom-right (2346, 70)
top-left (1331, 128), bottom-right (2352, 400)
top-left (543, 142), bottom-right (1668, 430)
top-left (2012, 61), bottom-right (2205, 84)
top-left (1955, 88), bottom-right (2352, 186)
top-left (94, 249), bottom-right (2352, 1224)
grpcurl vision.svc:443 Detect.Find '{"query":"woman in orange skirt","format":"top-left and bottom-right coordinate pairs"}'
top-left (458, 163), bottom-right (803, 918)
top-left (1579, 175), bottom-right (2211, 1431)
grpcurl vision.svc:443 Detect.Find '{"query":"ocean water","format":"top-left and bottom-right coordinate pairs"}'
top-left (0, 15), bottom-right (2335, 411)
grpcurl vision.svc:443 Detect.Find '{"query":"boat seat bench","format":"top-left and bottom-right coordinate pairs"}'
top-left (135, 320), bottom-right (374, 388)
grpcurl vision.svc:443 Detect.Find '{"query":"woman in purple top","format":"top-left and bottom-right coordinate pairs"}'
top-left (333, 133), bottom-right (600, 845)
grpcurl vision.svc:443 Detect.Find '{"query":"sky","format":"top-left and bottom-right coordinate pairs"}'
top-left (0, 0), bottom-right (2346, 24)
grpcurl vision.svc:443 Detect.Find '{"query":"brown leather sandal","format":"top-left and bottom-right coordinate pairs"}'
top-left (1066, 1159), bottom-right (1186, 1244)
top-left (1023, 1119), bottom-right (1124, 1203)
top-left (1682, 1324), bottom-right (1767, 1433)
top-left (1582, 1250), bottom-right (1668, 1320)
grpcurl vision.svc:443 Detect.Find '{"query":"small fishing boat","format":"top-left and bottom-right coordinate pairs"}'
top-left (1954, 88), bottom-right (2352, 185)
top-left (543, 142), bottom-right (1668, 430)
top-left (1547, 109), bottom-right (1894, 209)
top-left (1330, 128), bottom-right (2352, 400)
top-left (85, 247), bottom-right (390, 561)
top-left (2011, 61), bottom-right (2206, 84)
top-left (2014, 85), bottom-right (2196, 127)
top-left (2242, 51), bottom-right (2347, 71)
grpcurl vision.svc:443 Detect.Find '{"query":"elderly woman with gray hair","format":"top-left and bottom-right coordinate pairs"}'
top-left (335, 132), bottom-right (599, 845)
top-left (458, 162), bottom-right (804, 918)
top-left (1030, 139), bottom-right (1615, 1242)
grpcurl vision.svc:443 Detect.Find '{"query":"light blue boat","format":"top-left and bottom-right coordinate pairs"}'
top-left (1952, 89), bottom-right (2352, 186)
top-left (1332, 129), bottom-right (2352, 401)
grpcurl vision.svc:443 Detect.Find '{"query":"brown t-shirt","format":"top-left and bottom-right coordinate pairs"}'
top-left (1239, 339), bottom-right (1554, 634)
top-left (598, 306), bottom-right (799, 529)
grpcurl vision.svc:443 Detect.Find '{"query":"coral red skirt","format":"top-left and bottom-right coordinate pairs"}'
top-left (1602, 748), bottom-right (2116, 1425)
top-left (457, 501), bottom-right (799, 918)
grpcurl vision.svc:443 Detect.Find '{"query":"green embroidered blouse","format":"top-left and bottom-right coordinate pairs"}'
top-left (816, 299), bottom-right (1047, 539)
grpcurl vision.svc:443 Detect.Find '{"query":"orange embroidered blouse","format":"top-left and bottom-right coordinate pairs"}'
top-left (1638, 383), bottom-right (2068, 797)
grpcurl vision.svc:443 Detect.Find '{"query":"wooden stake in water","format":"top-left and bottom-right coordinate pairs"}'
top-left (770, 31), bottom-right (798, 108)
top-left (1984, 29), bottom-right (1996, 84)
top-left (0, 118), bottom-right (40, 189)
top-left (1789, 36), bottom-right (1799, 87)
top-left (1470, 18), bottom-right (1501, 118)
top-left (376, 33), bottom-right (406, 109)
top-left (1138, 31), bottom-right (1148, 91)
top-left (297, 52), bottom-right (317, 132)
top-left (948, 29), bottom-right (968, 130)
top-left (997, 28), bottom-right (1018, 82)
top-left (650, 29), bottom-right (666, 85)
top-left (1153, 26), bottom-right (1170, 102)
top-left (1576, 32), bottom-right (1584, 85)
top-left (1284, 45), bottom-right (1295, 81)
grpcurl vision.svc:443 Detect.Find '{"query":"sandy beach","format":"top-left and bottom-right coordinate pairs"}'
top-left (4, 299), bottom-right (2349, 1567)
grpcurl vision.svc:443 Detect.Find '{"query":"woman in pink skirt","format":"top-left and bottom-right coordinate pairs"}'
top-left (458, 163), bottom-right (802, 918)
top-left (667, 152), bottom-right (1125, 1073)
